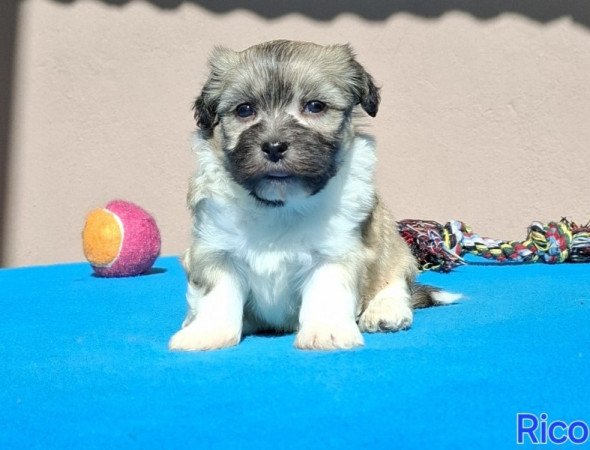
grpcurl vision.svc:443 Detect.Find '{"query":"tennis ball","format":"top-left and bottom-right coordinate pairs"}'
top-left (82, 200), bottom-right (161, 277)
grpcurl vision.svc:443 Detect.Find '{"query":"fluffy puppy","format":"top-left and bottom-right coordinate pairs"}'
top-left (169, 40), bottom-right (459, 351)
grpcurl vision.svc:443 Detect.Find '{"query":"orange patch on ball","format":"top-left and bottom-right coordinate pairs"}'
top-left (82, 208), bottom-right (123, 267)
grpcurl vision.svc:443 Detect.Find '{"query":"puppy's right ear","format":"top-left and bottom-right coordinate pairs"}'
top-left (193, 94), bottom-right (216, 131)
top-left (192, 46), bottom-right (239, 132)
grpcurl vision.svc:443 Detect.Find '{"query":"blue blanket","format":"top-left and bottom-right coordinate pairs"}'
top-left (1, 257), bottom-right (589, 449)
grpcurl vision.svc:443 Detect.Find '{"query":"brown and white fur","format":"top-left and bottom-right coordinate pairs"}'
top-left (169, 40), bottom-right (459, 351)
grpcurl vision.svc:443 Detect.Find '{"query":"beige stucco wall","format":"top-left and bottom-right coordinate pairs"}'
top-left (2, 0), bottom-right (589, 267)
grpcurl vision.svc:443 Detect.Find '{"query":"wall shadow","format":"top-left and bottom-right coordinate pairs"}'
top-left (48, 0), bottom-right (590, 27)
top-left (0, 1), bottom-right (19, 267)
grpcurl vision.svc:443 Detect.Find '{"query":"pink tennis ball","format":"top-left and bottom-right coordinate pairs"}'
top-left (82, 200), bottom-right (161, 277)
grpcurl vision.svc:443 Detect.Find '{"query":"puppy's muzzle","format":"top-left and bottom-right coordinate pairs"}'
top-left (262, 141), bottom-right (289, 163)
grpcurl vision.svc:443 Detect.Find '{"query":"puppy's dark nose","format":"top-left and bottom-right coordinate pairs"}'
top-left (261, 142), bottom-right (289, 163)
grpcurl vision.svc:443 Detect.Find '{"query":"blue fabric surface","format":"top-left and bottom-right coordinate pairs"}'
top-left (1, 257), bottom-right (589, 449)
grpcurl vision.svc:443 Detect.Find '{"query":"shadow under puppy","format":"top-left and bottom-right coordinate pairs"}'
top-left (170, 40), bottom-right (460, 351)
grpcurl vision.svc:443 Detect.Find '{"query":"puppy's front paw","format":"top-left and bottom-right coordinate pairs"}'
top-left (295, 320), bottom-right (364, 351)
top-left (168, 321), bottom-right (241, 351)
top-left (359, 295), bottom-right (413, 333)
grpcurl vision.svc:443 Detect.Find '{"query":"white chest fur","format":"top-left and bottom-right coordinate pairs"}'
top-left (191, 134), bottom-right (377, 330)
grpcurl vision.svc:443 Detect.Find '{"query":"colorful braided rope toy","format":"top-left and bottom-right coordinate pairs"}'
top-left (398, 218), bottom-right (590, 272)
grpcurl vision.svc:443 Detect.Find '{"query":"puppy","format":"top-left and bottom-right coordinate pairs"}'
top-left (169, 40), bottom-right (459, 351)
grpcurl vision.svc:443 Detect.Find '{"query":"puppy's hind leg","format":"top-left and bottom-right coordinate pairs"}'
top-left (358, 278), bottom-right (413, 333)
top-left (358, 280), bottom-right (463, 333)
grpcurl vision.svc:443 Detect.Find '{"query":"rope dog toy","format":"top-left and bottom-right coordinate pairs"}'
top-left (398, 218), bottom-right (590, 272)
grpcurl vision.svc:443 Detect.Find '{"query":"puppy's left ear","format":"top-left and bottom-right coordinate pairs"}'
top-left (336, 44), bottom-right (380, 117)
top-left (351, 60), bottom-right (381, 117)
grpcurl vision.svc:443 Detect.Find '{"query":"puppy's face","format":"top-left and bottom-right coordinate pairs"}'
top-left (194, 40), bottom-right (380, 206)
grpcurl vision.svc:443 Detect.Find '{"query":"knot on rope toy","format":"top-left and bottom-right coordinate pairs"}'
top-left (398, 219), bottom-right (463, 273)
top-left (526, 221), bottom-right (572, 264)
top-left (398, 218), bottom-right (590, 272)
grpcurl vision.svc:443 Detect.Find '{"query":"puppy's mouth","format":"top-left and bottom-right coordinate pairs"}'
top-left (263, 170), bottom-right (294, 181)
top-left (249, 170), bottom-right (305, 206)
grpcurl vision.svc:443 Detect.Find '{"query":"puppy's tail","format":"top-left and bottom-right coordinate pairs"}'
top-left (410, 283), bottom-right (462, 309)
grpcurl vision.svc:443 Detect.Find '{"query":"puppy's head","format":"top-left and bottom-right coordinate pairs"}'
top-left (194, 40), bottom-right (380, 206)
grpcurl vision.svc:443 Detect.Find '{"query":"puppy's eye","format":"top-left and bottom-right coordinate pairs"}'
top-left (236, 103), bottom-right (255, 118)
top-left (304, 100), bottom-right (326, 114)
